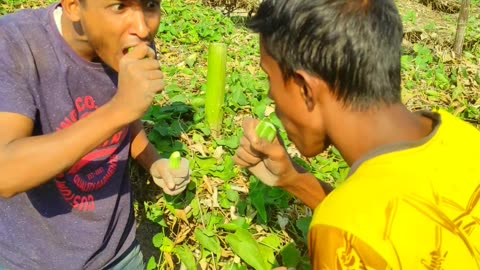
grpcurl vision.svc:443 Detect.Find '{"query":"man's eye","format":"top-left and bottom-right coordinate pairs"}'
top-left (111, 4), bottom-right (126, 11)
top-left (146, 1), bottom-right (160, 9)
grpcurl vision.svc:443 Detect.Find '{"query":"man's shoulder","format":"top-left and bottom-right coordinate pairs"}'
top-left (0, 5), bottom-right (59, 72)
top-left (435, 109), bottom-right (480, 141)
top-left (0, 5), bottom-right (52, 37)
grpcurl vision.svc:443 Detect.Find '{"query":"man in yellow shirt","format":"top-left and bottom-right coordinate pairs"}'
top-left (233, 0), bottom-right (480, 269)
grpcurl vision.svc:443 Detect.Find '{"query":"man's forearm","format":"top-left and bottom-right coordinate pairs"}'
top-left (0, 103), bottom-right (128, 198)
top-left (130, 120), bottom-right (160, 172)
top-left (278, 164), bottom-right (333, 210)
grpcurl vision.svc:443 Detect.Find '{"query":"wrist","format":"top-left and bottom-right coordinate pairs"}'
top-left (276, 160), bottom-right (306, 188)
top-left (276, 169), bottom-right (300, 189)
top-left (277, 169), bottom-right (327, 209)
top-left (149, 158), bottom-right (166, 175)
top-left (102, 101), bottom-right (133, 127)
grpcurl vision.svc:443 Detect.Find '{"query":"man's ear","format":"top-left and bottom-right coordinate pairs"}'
top-left (61, 0), bottom-right (82, 22)
top-left (294, 70), bottom-right (323, 112)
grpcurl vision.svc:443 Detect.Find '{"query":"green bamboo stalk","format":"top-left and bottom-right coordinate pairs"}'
top-left (205, 43), bottom-right (227, 135)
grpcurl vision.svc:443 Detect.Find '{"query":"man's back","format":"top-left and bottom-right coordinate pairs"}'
top-left (310, 110), bottom-right (480, 269)
top-left (0, 4), bottom-right (135, 269)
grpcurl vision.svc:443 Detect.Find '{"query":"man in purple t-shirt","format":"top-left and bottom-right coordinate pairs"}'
top-left (0, 0), bottom-right (191, 269)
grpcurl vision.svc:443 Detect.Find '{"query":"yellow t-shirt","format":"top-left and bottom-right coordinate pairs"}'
top-left (309, 110), bottom-right (480, 270)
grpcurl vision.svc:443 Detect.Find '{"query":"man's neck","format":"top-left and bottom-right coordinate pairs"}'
top-left (60, 11), bottom-right (96, 62)
top-left (327, 104), bottom-right (434, 167)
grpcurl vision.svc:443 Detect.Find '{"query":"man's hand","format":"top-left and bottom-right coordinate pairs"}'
top-left (234, 118), bottom-right (297, 187)
top-left (109, 43), bottom-right (165, 123)
top-left (150, 157), bottom-right (191, 195)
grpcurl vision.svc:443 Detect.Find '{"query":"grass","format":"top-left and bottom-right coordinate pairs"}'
top-left (2, 0), bottom-right (480, 269)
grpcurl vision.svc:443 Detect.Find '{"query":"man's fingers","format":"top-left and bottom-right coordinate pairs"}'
top-left (145, 69), bottom-right (164, 80)
top-left (242, 117), bottom-right (260, 143)
top-left (147, 79), bottom-right (166, 93)
top-left (233, 155), bottom-right (250, 167)
top-left (239, 136), bottom-right (263, 158)
top-left (241, 117), bottom-right (281, 156)
top-left (171, 174), bottom-right (190, 186)
top-left (145, 46), bottom-right (156, 59)
top-left (154, 175), bottom-right (188, 195)
top-left (162, 179), bottom-right (189, 195)
top-left (234, 147), bottom-right (261, 166)
top-left (234, 154), bottom-right (260, 168)
top-left (175, 179), bottom-right (190, 190)
top-left (137, 59), bottom-right (162, 71)
top-left (162, 176), bottom-right (176, 190)
top-left (259, 140), bottom-right (286, 161)
top-left (163, 186), bottom-right (186, 196)
top-left (128, 43), bottom-right (154, 60)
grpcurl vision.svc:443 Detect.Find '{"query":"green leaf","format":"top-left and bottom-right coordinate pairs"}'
top-left (168, 121), bottom-right (184, 137)
top-left (216, 136), bottom-right (240, 149)
top-left (281, 243), bottom-right (301, 268)
top-left (146, 256), bottom-right (157, 270)
top-left (207, 155), bottom-right (237, 181)
top-left (226, 189), bottom-right (239, 203)
top-left (296, 216), bottom-right (313, 241)
top-left (260, 234), bottom-right (281, 250)
top-left (218, 222), bottom-right (238, 231)
top-left (195, 229), bottom-right (222, 255)
top-left (220, 196), bottom-right (233, 209)
top-left (174, 245), bottom-right (197, 270)
top-left (230, 85), bottom-right (248, 107)
top-left (249, 185), bottom-right (267, 223)
top-left (185, 53), bottom-right (198, 68)
top-left (207, 215), bottom-right (224, 231)
top-left (191, 97), bottom-right (205, 108)
top-left (144, 202), bottom-right (165, 226)
top-left (169, 93), bottom-right (188, 103)
top-left (259, 234), bottom-right (281, 266)
top-left (259, 244), bottom-right (276, 266)
top-left (225, 263), bottom-right (248, 270)
top-left (475, 72), bottom-right (480, 85)
top-left (253, 99), bottom-right (268, 118)
top-left (160, 236), bottom-right (175, 253)
top-left (194, 157), bottom-right (218, 168)
top-left (225, 228), bottom-right (269, 270)
top-left (152, 233), bottom-right (164, 248)
top-left (218, 217), bottom-right (249, 231)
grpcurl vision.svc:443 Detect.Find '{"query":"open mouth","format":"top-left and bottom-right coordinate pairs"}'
top-left (122, 47), bottom-right (131, 55)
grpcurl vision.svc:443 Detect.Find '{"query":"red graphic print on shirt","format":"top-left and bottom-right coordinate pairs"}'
top-left (54, 96), bottom-right (128, 212)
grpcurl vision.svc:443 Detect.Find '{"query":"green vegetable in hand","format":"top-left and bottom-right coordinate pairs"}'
top-left (169, 151), bottom-right (181, 169)
top-left (256, 120), bottom-right (277, 142)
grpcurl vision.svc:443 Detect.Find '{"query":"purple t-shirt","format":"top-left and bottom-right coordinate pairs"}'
top-left (0, 4), bottom-right (136, 269)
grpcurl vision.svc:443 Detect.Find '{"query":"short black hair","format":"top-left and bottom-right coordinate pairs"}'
top-left (248, 0), bottom-right (404, 110)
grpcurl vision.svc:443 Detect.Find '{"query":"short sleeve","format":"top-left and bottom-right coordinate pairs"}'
top-left (308, 224), bottom-right (391, 270)
top-left (0, 25), bottom-right (37, 119)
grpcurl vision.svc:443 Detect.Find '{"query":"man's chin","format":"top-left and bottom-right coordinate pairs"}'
top-left (100, 59), bottom-right (119, 73)
top-left (298, 141), bottom-right (331, 158)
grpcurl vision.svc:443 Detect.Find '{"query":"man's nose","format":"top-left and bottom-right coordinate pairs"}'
top-left (130, 10), bottom-right (150, 39)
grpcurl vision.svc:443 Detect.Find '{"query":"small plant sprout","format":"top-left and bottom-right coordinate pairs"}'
top-left (169, 151), bottom-right (181, 169)
top-left (205, 43), bottom-right (227, 136)
top-left (256, 120), bottom-right (277, 143)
